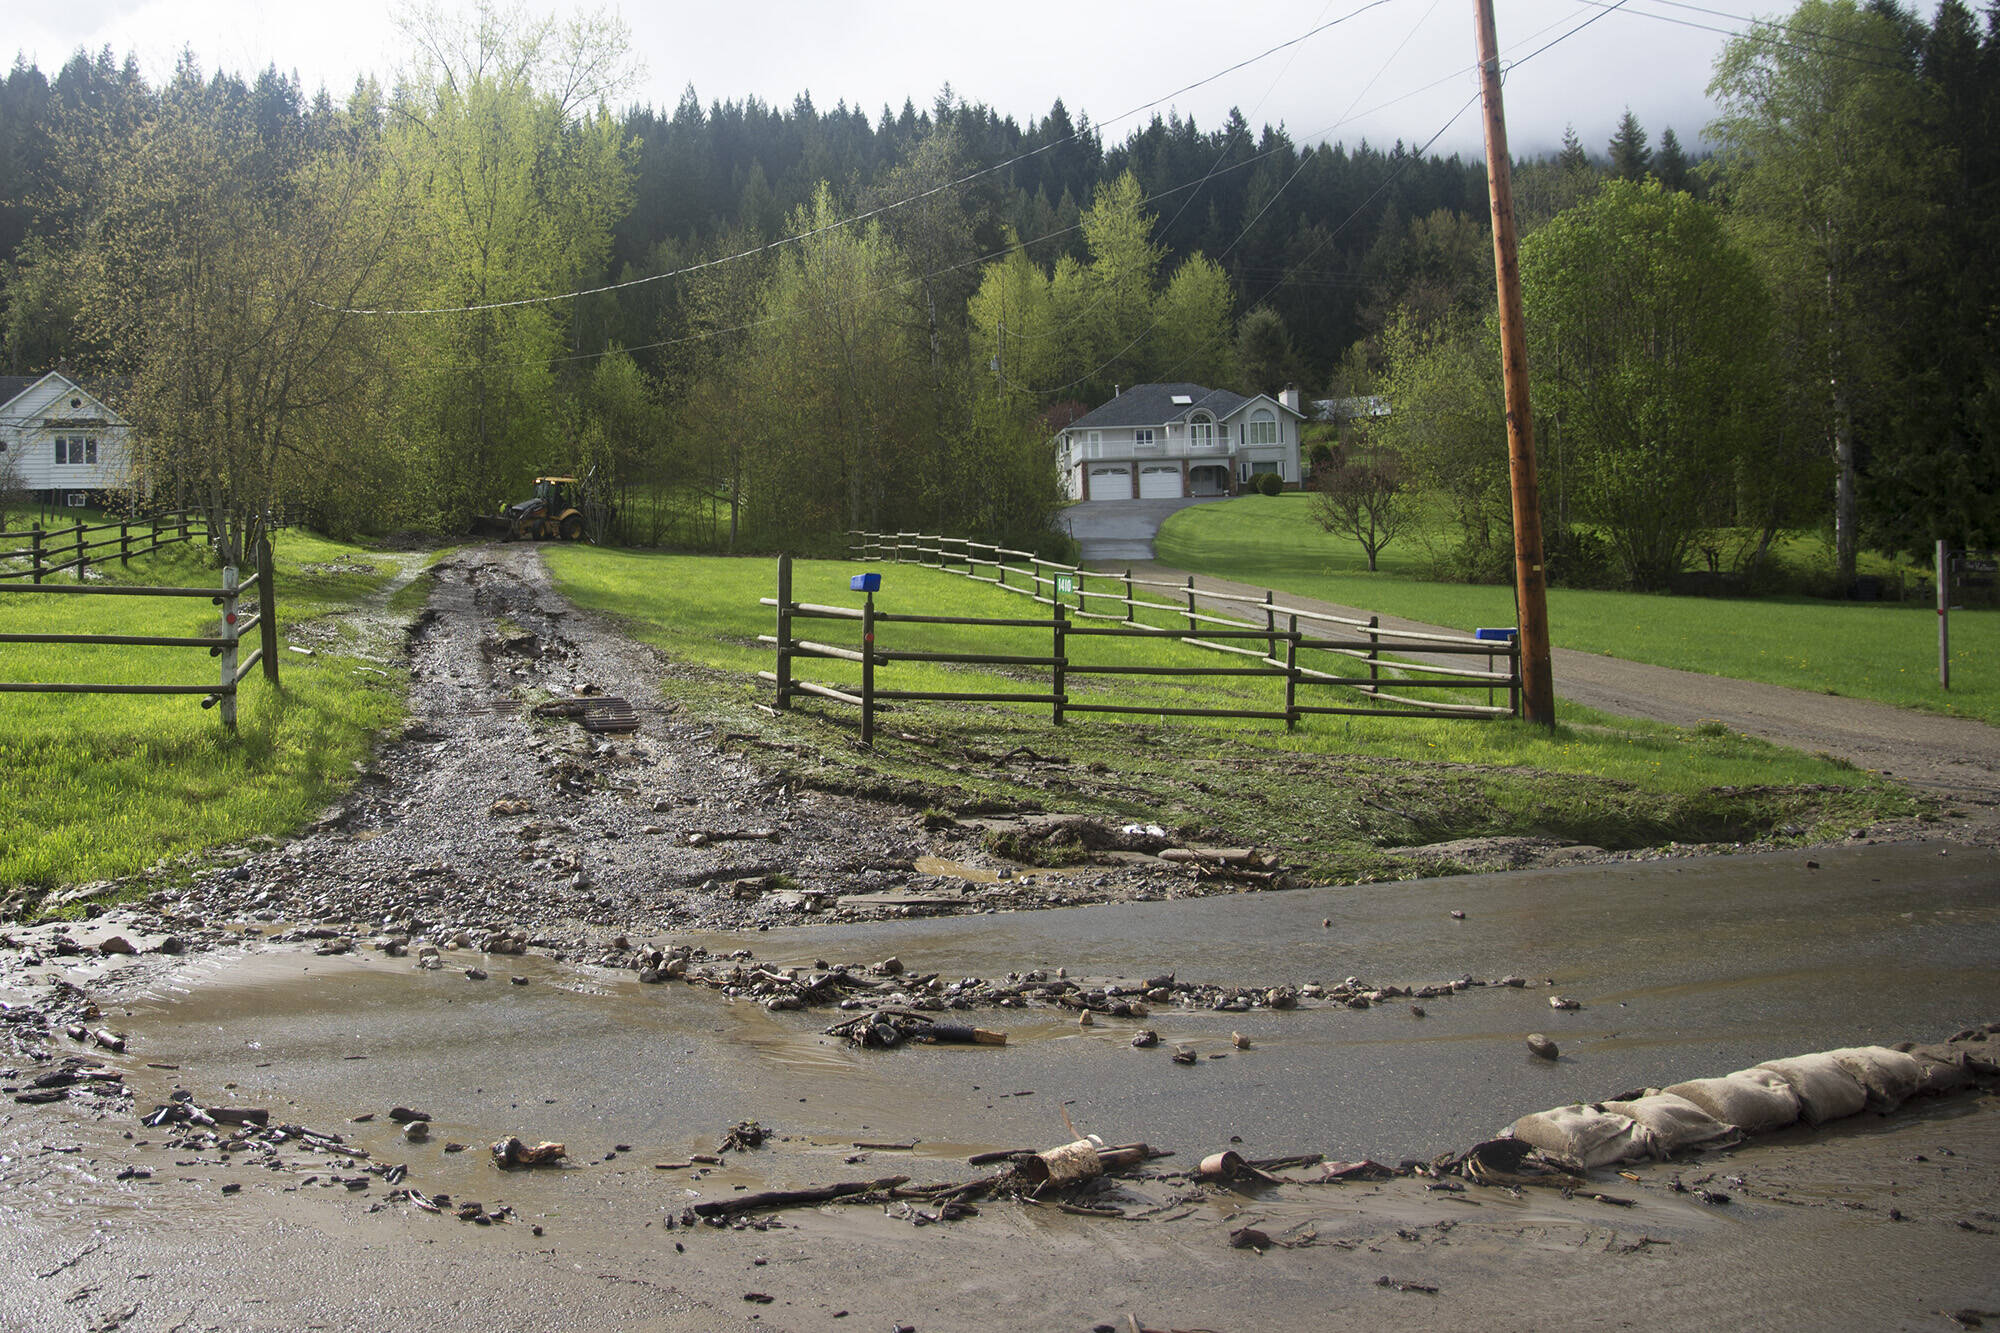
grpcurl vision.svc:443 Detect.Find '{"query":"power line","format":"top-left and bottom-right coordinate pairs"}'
top-left (320, 0), bottom-right (1404, 318)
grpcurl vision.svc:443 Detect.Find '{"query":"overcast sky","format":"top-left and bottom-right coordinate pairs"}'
top-left (11, 0), bottom-right (1797, 158)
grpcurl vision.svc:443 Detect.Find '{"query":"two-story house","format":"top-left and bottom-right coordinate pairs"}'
top-left (0, 371), bottom-right (138, 507)
top-left (1056, 383), bottom-right (1306, 502)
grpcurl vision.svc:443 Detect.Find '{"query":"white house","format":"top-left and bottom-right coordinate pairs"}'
top-left (0, 371), bottom-right (138, 507)
top-left (1056, 383), bottom-right (1307, 502)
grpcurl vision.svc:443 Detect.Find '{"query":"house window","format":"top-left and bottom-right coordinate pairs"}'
top-left (1246, 410), bottom-right (1278, 446)
top-left (1190, 415), bottom-right (1214, 448)
top-left (1087, 430), bottom-right (1103, 458)
top-left (1134, 429), bottom-right (1153, 447)
top-left (56, 436), bottom-right (98, 465)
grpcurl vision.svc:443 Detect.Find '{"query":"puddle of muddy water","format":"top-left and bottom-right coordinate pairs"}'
top-left (89, 839), bottom-right (2000, 1183)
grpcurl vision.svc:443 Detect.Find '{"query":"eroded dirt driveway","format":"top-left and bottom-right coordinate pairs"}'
top-left (1136, 561), bottom-right (2000, 813)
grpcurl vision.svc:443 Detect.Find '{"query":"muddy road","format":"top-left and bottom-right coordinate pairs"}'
top-left (3, 543), bottom-right (1999, 1332)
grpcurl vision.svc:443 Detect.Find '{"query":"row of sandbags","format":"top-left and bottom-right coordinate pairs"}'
top-left (1504, 1028), bottom-right (1995, 1171)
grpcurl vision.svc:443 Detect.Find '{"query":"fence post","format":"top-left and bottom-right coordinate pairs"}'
top-left (1264, 591), bottom-right (1276, 661)
top-left (120, 520), bottom-right (131, 566)
top-left (1123, 568), bottom-right (1135, 622)
top-left (1367, 615), bottom-right (1380, 696)
top-left (257, 537), bottom-right (280, 684)
top-left (71, 520), bottom-right (84, 578)
top-left (1285, 615), bottom-right (1299, 730)
top-left (149, 514), bottom-right (159, 554)
top-left (219, 563), bottom-right (240, 733)
top-left (1510, 642), bottom-right (1522, 718)
top-left (774, 553), bottom-right (793, 711)
top-left (1184, 577), bottom-right (1197, 635)
top-left (1053, 601), bottom-right (1067, 727)
top-left (30, 523), bottom-right (43, 584)
top-left (860, 586), bottom-right (876, 749)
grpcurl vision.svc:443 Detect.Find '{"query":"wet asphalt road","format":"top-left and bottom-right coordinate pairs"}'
top-left (118, 839), bottom-right (2000, 1171)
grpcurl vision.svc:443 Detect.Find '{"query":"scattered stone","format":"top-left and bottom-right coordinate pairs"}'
top-left (1527, 1033), bottom-right (1560, 1060)
top-left (1131, 1030), bottom-right (1159, 1048)
top-left (1549, 996), bottom-right (1582, 1011)
top-left (1172, 1046), bottom-right (1198, 1066)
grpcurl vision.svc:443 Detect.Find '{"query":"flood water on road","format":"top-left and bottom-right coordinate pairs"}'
top-left (117, 840), bottom-right (2000, 1179)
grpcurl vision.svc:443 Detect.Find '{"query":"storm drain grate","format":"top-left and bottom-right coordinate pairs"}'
top-left (578, 696), bottom-right (640, 734)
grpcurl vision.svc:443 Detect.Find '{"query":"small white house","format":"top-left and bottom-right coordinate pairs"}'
top-left (1056, 383), bottom-right (1307, 502)
top-left (0, 371), bottom-right (138, 507)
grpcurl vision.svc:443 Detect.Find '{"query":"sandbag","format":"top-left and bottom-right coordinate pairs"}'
top-left (1905, 1044), bottom-right (1977, 1097)
top-left (1824, 1046), bottom-right (1923, 1112)
top-left (1662, 1068), bottom-right (1801, 1134)
top-left (1757, 1054), bottom-right (1868, 1124)
top-left (1602, 1093), bottom-right (1739, 1154)
top-left (1507, 1104), bottom-right (1657, 1169)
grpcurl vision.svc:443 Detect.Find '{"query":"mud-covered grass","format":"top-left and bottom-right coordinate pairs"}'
top-left (0, 532), bottom-right (412, 896)
top-left (545, 546), bottom-right (1920, 883)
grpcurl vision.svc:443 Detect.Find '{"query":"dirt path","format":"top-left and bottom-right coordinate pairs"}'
top-left (1134, 561), bottom-right (2000, 813)
top-left (138, 543), bottom-right (1200, 950)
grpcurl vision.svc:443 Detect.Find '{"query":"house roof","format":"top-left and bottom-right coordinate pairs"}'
top-left (0, 376), bottom-right (38, 410)
top-left (1065, 383), bottom-right (1265, 432)
top-left (0, 372), bottom-right (131, 425)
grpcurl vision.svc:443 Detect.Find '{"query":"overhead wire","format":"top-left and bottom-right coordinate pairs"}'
top-left (319, 0), bottom-right (1404, 317)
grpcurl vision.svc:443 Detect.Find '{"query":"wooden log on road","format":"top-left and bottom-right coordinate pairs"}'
top-left (690, 1174), bottom-right (910, 1218)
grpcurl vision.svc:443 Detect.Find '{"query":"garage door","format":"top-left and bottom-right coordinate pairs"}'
top-left (1138, 464), bottom-right (1183, 499)
top-left (1087, 464), bottom-right (1131, 499)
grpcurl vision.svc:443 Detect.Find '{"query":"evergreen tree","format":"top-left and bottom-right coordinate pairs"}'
top-left (1607, 109), bottom-right (1652, 180)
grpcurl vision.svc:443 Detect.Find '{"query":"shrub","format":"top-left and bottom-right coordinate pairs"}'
top-left (1254, 471), bottom-right (1285, 497)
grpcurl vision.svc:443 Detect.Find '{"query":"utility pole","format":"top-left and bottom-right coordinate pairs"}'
top-left (1474, 0), bottom-right (1556, 726)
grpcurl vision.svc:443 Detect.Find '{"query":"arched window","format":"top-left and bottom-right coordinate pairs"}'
top-left (1189, 413), bottom-right (1214, 448)
top-left (1246, 409), bottom-right (1278, 446)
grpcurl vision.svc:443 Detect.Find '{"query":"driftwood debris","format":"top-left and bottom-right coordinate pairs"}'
top-left (1019, 1140), bottom-right (1155, 1188)
top-left (691, 1175), bottom-right (910, 1219)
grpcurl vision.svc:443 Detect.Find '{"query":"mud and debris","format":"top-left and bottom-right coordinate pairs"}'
top-left (4, 545), bottom-right (1999, 1331)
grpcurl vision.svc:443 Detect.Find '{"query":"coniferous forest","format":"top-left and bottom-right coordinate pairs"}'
top-left (0, 0), bottom-right (1994, 584)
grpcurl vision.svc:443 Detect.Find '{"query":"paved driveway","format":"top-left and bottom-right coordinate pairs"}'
top-left (1061, 496), bottom-right (1225, 565)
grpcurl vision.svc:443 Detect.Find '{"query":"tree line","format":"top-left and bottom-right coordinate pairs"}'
top-left (0, 0), bottom-right (1992, 583)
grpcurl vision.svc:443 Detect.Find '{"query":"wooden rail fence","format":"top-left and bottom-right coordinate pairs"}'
top-left (0, 536), bottom-right (280, 732)
top-left (766, 544), bottom-right (1519, 745)
top-left (848, 530), bottom-right (1520, 717)
top-left (0, 511), bottom-right (207, 583)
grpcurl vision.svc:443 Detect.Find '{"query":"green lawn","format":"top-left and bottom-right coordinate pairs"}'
top-left (0, 531), bottom-right (410, 895)
top-left (1153, 495), bottom-right (1997, 725)
top-left (544, 545), bottom-right (1900, 800)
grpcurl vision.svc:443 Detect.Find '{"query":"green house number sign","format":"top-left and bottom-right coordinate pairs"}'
top-left (1055, 574), bottom-right (1076, 595)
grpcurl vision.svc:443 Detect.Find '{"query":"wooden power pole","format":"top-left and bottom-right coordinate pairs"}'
top-left (1474, 0), bottom-right (1556, 726)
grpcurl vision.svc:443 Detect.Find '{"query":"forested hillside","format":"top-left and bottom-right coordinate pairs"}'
top-left (0, 0), bottom-right (1993, 580)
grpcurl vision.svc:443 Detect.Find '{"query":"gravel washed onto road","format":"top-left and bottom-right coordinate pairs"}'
top-left (143, 543), bottom-right (1202, 950)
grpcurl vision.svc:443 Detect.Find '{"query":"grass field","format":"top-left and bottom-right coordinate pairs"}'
top-left (546, 544), bottom-right (1918, 877)
top-left (0, 531), bottom-right (413, 894)
top-left (1153, 495), bottom-right (1998, 725)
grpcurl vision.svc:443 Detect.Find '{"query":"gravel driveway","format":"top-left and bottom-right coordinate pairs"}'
top-left (1133, 562), bottom-right (2000, 819)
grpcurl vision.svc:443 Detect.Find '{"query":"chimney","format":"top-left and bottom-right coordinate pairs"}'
top-left (1279, 384), bottom-right (1301, 414)
top-left (1114, 384), bottom-right (1121, 397)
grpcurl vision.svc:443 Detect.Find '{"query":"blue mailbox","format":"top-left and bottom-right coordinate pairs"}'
top-left (849, 573), bottom-right (881, 592)
top-left (1474, 627), bottom-right (1517, 642)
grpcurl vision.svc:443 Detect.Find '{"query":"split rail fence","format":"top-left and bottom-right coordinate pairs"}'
top-left (0, 511), bottom-right (207, 584)
top-left (762, 538), bottom-right (1519, 745)
top-left (0, 518), bottom-right (280, 732)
